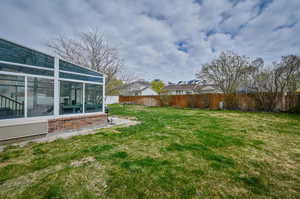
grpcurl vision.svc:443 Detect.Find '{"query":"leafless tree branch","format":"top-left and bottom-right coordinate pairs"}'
top-left (46, 28), bottom-right (134, 95)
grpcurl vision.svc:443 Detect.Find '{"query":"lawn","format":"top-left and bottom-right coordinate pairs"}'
top-left (0, 105), bottom-right (299, 199)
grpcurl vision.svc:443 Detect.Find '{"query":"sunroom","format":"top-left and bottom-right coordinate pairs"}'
top-left (0, 38), bottom-right (107, 143)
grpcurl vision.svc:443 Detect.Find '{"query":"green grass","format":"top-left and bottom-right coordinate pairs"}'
top-left (0, 105), bottom-right (299, 199)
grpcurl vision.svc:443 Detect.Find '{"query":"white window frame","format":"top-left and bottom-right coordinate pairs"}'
top-left (0, 56), bottom-right (105, 125)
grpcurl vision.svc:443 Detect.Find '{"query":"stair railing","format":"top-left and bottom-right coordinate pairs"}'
top-left (0, 94), bottom-right (24, 117)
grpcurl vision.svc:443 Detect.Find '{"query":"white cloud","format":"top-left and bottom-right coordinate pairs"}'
top-left (0, 0), bottom-right (299, 82)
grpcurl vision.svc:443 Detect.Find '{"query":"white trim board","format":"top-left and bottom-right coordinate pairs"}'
top-left (59, 69), bottom-right (103, 78)
top-left (24, 76), bottom-right (28, 118)
top-left (102, 76), bottom-right (105, 112)
top-left (0, 112), bottom-right (106, 128)
top-left (59, 78), bottom-right (103, 85)
top-left (0, 60), bottom-right (103, 79)
top-left (54, 57), bottom-right (60, 116)
top-left (0, 60), bottom-right (54, 71)
top-left (0, 71), bottom-right (55, 79)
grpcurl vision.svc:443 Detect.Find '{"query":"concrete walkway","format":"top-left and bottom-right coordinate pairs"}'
top-left (0, 117), bottom-right (138, 151)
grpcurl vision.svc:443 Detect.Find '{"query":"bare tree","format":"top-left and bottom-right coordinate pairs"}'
top-left (196, 51), bottom-right (252, 94)
top-left (277, 55), bottom-right (300, 94)
top-left (46, 29), bottom-right (126, 95)
top-left (250, 55), bottom-right (300, 111)
top-left (275, 56), bottom-right (300, 111)
top-left (196, 52), bottom-right (300, 111)
top-left (118, 69), bottom-right (139, 84)
top-left (196, 51), bottom-right (253, 109)
top-left (250, 67), bottom-right (280, 111)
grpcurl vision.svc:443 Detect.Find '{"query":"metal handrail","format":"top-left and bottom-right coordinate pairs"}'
top-left (0, 94), bottom-right (24, 117)
top-left (0, 94), bottom-right (23, 105)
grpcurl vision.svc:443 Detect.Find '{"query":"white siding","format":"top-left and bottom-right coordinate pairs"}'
top-left (141, 88), bottom-right (158, 96)
top-left (106, 96), bottom-right (119, 104)
top-left (198, 86), bottom-right (222, 94)
top-left (166, 90), bottom-right (195, 95)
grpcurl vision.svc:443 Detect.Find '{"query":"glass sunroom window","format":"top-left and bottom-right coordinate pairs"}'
top-left (59, 60), bottom-right (102, 77)
top-left (0, 74), bottom-right (24, 119)
top-left (0, 63), bottom-right (54, 77)
top-left (60, 81), bottom-right (83, 114)
top-left (59, 72), bottom-right (103, 82)
top-left (85, 84), bottom-right (103, 113)
top-left (27, 77), bottom-right (54, 117)
top-left (0, 39), bottom-right (54, 68)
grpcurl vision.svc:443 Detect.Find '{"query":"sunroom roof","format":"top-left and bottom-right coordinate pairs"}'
top-left (0, 38), bottom-right (103, 78)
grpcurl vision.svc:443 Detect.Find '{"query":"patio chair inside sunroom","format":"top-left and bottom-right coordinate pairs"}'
top-left (0, 38), bottom-right (104, 120)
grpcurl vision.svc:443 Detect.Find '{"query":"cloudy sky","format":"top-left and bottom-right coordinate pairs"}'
top-left (0, 0), bottom-right (299, 82)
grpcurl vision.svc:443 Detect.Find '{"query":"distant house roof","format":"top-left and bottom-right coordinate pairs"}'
top-left (119, 80), bottom-right (150, 90)
top-left (162, 84), bottom-right (197, 91)
top-left (124, 80), bottom-right (149, 86)
top-left (164, 84), bottom-right (219, 90)
top-left (133, 86), bottom-right (152, 93)
top-left (177, 79), bottom-right (200, 85)
top-left (119, 80), bottom-right (153, 96)
top-left (195, 84), bottom-right (222, 93)
top-left (162, 84), bottom-right (221, 94)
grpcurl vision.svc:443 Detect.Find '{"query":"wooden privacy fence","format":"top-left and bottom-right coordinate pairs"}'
top-left (119, 94), bottom-right (300, 112)
top-left (120, 94), bottom-right (225, 110)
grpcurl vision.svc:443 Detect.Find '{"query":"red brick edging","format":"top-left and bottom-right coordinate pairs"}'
top-left (48, 114), bottom-right (107, 133)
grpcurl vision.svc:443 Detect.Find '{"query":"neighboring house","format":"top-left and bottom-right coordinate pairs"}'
top-left (119, 80), bottom-right (158, 96)
top-left (162, 80), bottom-right (222, 95)
top-left (196, 84), bottom-right (223, 94)
top-left (162, 84), bottom-right (198, 95)
top-left (139, 87), bottom-right (158, 96)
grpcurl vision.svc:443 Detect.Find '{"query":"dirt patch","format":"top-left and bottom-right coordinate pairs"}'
top-left (71, 156), bottom-right (96, 167)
